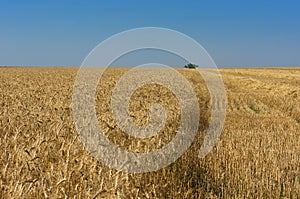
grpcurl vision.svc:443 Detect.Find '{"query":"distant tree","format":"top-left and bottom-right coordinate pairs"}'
top-left (184, 63), bottom-right (199, 69)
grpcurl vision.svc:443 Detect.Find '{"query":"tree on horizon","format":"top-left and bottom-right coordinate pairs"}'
top-left (184, 63), bottom-right (199, 69)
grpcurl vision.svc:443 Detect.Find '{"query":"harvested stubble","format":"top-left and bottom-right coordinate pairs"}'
top-left (0, 67), bottom-right (299, 198)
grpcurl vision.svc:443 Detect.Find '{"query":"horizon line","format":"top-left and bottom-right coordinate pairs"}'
top-left (1, 65), bottom-right (300, 69)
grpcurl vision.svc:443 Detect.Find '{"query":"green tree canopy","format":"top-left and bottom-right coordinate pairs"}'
top-left (184, 63), bottom-right (199, 69)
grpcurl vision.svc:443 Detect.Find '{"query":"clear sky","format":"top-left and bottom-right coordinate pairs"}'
top-left (0, 0), bottom-right (299, 67)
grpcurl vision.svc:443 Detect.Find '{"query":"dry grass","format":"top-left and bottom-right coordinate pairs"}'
top-left (0, 67), bottom-right (299, 198)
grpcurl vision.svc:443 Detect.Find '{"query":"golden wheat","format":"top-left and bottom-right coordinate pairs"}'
top-left (0, 67), bottom-right (299, 198)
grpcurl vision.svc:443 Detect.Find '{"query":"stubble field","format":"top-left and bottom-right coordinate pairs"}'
top-left (0, 67), bottom-right (299, 198)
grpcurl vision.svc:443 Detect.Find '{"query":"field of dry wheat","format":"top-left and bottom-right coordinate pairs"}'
top-left (0, 67), bottom-right (299, 198)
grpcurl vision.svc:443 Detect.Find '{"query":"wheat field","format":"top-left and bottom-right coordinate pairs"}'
top-left (0, 67), bottom-right (299, 198)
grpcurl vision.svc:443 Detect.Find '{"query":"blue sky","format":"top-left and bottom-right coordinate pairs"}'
top-left (0, 0), bottom-right (299, 67)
